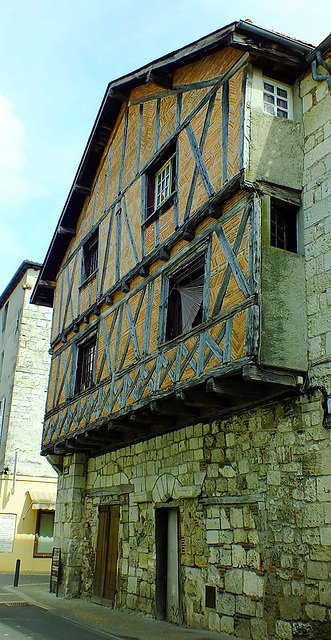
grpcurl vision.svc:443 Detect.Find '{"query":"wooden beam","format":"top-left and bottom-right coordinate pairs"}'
top-left (146, 70), bottom-right (172, 89)
top-left (159, 247), bottom-right (170, 261)
top-left (242, 365), bottom-right (298, 388)
top-left (39, 279), bottom-right (56, 289)
top-left (73, 184), bottom-right (91, 195)
top-left (108, 88), bottom-right (129, 102)
top-left (206, 376), bottom-right (265, 400)
top-left (182, 225), bottom-right (195, 241)
top-left (139, 265), bottom-right (149, 277)
top-left (150, 399), bottom-right (199, 418)
top-left (208, 204), bottom-right (223, 219)
top-left (58, 226), bottom-right (76, 236)
top-left (175, 388), bottom-right (225, 408)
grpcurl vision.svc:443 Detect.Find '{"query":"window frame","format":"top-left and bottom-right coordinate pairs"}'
top-left (262, 77), bottom-right (293, 120)
top-left (1, 302), bottom-right (9, 333)
top-left (270, 198), bottom-right (298, 253)
top-left (75, 333), bottom-right (97, 394)
top-left (33, 509), bottom-right (55, 558)
top-left (145, 144), bottom-right (176, 224)
top-left (162, 250), bottom-right (207, 343)
top-left (82, 229), bottom-right (99, 284)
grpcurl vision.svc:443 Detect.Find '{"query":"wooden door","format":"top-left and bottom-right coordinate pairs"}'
top-left (93, 505), bottom-right (120, 603)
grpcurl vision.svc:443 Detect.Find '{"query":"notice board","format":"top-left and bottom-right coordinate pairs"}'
top-left (0, 513), bottom-right (16, 552)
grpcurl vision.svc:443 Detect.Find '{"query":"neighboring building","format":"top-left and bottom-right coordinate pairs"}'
top-left (0, 261), bottom-right (57, 573)
top-left (32, 22), bottom-right (331, 639)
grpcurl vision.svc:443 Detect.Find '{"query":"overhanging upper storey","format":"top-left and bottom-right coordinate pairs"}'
top-left (31, 20), bottom-right (313, 308)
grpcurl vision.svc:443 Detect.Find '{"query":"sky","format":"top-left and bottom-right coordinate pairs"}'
top-left (0, 0), bottom-right (330, 296)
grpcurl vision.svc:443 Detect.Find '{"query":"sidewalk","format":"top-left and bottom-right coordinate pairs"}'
top-left (2, 575), bottom-right (241, 640)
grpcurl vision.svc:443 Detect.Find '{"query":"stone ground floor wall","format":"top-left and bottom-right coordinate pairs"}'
top-left (54, 389), bottom-right (331, 640)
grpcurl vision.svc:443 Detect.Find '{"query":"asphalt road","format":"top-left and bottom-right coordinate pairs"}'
top-left (0, 602), bottom-right (140, 640)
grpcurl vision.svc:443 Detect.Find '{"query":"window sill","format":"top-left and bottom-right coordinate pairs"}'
top-left (79, 270), bottom-right (98, 290)
top-left (143, 194), bottom-right (175, 227)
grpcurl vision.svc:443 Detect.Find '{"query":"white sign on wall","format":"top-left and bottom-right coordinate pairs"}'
top-left (0, 513), bottom-right (16, 552)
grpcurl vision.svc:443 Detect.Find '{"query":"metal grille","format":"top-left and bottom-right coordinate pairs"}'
top-left (78, 338), bottom-right (96, 392)
top-left (271, 203), bottom-right (297, 253)
top-left (84, 234), bottom-right (98, 278)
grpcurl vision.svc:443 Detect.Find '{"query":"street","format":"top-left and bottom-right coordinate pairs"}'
top-left (0, 575), bottom-right (128, 640)
top-left (0, 602), bottom-right (129, 640)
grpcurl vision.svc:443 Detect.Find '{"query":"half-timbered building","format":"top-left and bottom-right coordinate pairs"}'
top-left (32, 21), bottom-right (331, 639)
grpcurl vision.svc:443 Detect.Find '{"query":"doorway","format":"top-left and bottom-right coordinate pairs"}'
top-left (156, 506), bottom-right (181, 623)
top-left (93, 504), bottom-right (119, 604)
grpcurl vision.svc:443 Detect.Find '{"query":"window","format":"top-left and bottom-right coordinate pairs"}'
top-left (0, 398), bottom-right (5, 441)
top-left (33, 510), bottom-right (55, 558)
top-left (75, 336), bottom-right (96, 393)
top-left (263, 79), bottom-right (292, 119)
top-left (0, 351), bottom-right (4, 378)
top-left (165, 256), bottom-right (205, 341)
top-left (83, 230), bottom-right (98, 281)
top-left (270, 199), bottom-right (297, 253)
top-left (1, 302), bottom-right (8, 332)
top-left (146, 145), bottom-right (176, 221)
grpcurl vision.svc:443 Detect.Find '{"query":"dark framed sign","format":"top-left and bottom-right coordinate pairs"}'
top-left (50, 547), bottom-right (61, 596)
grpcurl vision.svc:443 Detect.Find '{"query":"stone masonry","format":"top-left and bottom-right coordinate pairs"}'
top-left (55, 389), bottom-right (331, 639)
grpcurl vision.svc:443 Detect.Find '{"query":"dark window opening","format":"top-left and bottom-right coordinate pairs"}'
top-left (166, 256), bottom-right (205, 341)
top-left (146, 145), bottom-right (176, 222)
top-left (2, 302), bottom-right (9, 332)
top-left (205, 585), bottom-right (216, 609)
top-left (270, 200), bottom-right (297, 253)
top-left (83, 230), bottom-right (98, 280)
top-left (76, 336), bottom-right (96, 393)
top-left (33, 510), bottom-right (55, 558)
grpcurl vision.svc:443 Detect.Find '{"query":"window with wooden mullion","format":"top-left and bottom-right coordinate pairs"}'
top-left (145, 146), bottom-right (176, 222)
top-left (76, 337), bottom-right (96, 393)
top-left (263, 80), bottom-right (291, 119)
top-left (83, 231), bottom-right (98, 280)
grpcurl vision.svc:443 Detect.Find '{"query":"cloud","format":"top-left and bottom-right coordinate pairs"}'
top-left (0, 93), bottom-right (46, 205)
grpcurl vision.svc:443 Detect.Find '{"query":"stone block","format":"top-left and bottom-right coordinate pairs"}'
top-left (320, 526), bottom-right (331, 545)
top-left (276, 620), bottom-right (293, 639)
top-left (305, 604), bottom-right (326, 621)
top-left (307, 561), bottom-right (329, 580)
top-left (217, 592), bottom-right (235, 615)
top-left (317, 475), bottom-right (331, 501)
top-left (318, 581), bottom-right (331, 607)
top-left (220, 615), bottom-right (234, 634)
top-left (232, 545), bottom-right (246, 568)
top-left (224, 569), bottom-right (243, 594)
top-left (206, 530), bottom-right (220, 545)
top-left (243, 571), bottom-right (264, 598)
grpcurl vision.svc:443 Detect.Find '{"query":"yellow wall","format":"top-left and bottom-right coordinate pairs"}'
top-left (0, 475), bottom-right (57, 573)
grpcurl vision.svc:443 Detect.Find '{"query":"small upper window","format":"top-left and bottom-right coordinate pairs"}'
top-left (155, 158), bottom-right (172, 210)
top-left (2, 302), bottom-right (9, 332)
top-left (83, 230), bottom-right (98, 281)
top-left (270, 199), bottom-right (297, 253)
top-left (165, 256), bottom-right (205, 341)
top-left (76, 336), bottom-right (96, 393)
top-left (146, 145), bottom-right (176, 222)
top-left (263, 79), bottom-right (292, 119)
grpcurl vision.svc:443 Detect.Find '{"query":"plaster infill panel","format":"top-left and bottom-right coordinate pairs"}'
top-left (248, 111), bottom-right (303, 190)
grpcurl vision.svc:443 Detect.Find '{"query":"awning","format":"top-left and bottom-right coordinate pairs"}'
top-left (27, 489), bottom-right (56, 511)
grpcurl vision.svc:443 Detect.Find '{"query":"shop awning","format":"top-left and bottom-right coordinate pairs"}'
top-left (27, 489), bottom-right (56, 511)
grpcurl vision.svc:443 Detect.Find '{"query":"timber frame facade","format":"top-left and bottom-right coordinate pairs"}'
top-left (33, 21), bottom-right (331, 640)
